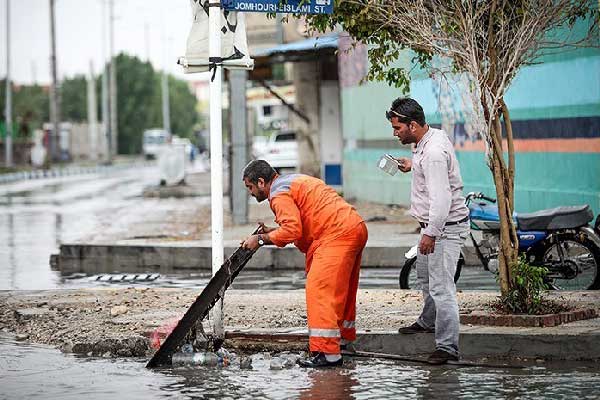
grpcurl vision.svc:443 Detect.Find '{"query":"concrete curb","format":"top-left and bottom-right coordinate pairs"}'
top-left (53, 241), bottom-right (481, 273)
top-left (0, 161), bottom-right (154, 184)
top-left (225, 327), bottom-right (600, 361)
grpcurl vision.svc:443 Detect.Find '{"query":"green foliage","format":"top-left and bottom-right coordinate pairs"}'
top-left (306, 2), bottom-right (432, 91)
top-left (110, 53), bottom-right (198, 154)
top-left (499, 257), bottom-right (549, 314)
top-left (163, 75), bottom-right (199, 142)
top-left (0, 79), bottom-right (49, 140)
top-left (114, 53), bottom-right (160, 154)
top-left (61, 75), bottom-right (87, 122)
top-left (2, 53), bottom-right (199, 155)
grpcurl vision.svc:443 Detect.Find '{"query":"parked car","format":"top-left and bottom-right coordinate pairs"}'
top-left (261, 130), bottom-right (298, 172)
top-left (142, 129), bottom-right (170, 160)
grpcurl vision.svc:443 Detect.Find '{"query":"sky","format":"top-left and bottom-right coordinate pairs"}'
top-left (0, 0), bottom-right (200, 85)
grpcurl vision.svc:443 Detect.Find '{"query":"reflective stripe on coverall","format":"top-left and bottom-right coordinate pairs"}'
top-left (266, 174), bottom-right (367, 354)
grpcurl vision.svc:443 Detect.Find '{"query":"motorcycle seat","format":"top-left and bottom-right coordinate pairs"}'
top-left (517, 205), bottom-right (593, 231)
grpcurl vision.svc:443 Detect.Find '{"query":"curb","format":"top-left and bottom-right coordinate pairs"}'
top-left (223, 328), bottom-right (600, 361)
top-left (0, 161), bottom-right (154, 184)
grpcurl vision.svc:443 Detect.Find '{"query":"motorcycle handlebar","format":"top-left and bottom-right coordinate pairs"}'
top-left (465, 192), bottom-right (497, 203)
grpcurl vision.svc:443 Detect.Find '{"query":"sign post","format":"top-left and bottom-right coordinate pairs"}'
top-left (222, 0), bottom-right (333, 14)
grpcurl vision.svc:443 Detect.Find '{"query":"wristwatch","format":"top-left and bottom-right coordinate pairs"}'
top-left (257, 234), bottom-right (265, 247)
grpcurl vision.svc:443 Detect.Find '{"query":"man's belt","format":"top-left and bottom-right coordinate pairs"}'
top-left (419, 216), bottom-right (469, 229)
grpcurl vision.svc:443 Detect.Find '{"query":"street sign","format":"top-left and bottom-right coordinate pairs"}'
top-left (222, 0), bottom-right (333, 14)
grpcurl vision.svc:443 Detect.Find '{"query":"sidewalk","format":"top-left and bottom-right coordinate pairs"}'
top-left (2, 288), bottom-right (599, 361)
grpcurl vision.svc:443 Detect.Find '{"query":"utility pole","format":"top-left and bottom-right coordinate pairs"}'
top-left (108, 0), bottom-right (117, 160)
top-left (49, 0), bottom-right (61, 163)
top-left (161, 71), bottom-right (171, 134)
top-left (4, 0), bottom-right (13, 167)
top-left (87, 61), bottom-right (98, 161)
top-left (101, 0), bottom-right (109, 162)
top-left (161, 21), bottom-right (171, 135)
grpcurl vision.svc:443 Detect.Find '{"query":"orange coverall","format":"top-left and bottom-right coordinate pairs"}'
top-left (266, 174), bottom-right (368, 354)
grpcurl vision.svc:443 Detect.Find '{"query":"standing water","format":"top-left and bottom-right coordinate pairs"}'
top-left (1, 334), bottom-right (600, 399)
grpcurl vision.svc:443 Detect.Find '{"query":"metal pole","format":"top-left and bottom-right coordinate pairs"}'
top-left (230, 70), bottom-right (248, 224)
top-left (5, 0), bottom-right (12, 167)
top-left (49, 0), bottom-right (61, 163)
top-left (108, 0), bottom-right (117, 160)
top-left (101, 0), bottom-right (109, 162)
top-left (209, 0), bottom-right (224, 338)
top-left (161, 71), bottom-right (171, 134)
top-left (161, 19), bottom-right (170, 134)
top-left (87, 60), bottom-right (98, 161)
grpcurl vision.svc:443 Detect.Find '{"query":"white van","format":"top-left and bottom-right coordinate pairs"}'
top-left (142, 129), bottom-right (170, 159)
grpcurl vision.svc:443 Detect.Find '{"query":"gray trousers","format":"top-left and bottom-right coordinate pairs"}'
top-left (416, 222), bottom-right (469, 357)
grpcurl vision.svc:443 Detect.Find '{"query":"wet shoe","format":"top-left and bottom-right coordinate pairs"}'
top-left (340, 342), bottom-right (357, 355)
top-left (398, 322), bottom-right (435, 334)
top-left (427, 349), bottom-right (459, 365)
top-left (297, 352), bottom-right (343, 368)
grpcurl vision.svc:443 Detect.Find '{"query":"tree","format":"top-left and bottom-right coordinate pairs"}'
top-left (307, 0), bottom-right (598, 294)
top-left (114, 53), bottom-right (160, 154)
top-left (168, 75), bottom-right (199, 140)
top-left (1, 79), bottom-right (49, 140)
top-left (61, 75), bottom-right (87, 122)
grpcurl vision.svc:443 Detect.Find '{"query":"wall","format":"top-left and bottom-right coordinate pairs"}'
top-left (339, 36), bottom-right (600, 215)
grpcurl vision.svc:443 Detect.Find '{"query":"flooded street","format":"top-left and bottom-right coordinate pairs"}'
top-left (0, 167), bottom-right (497, 291)
top-left (2, 333), bottom-right (600, 399)
top-left (3, 168), bottom-right (597, 400)
top-left (0, 168), bottom-right (157, 290)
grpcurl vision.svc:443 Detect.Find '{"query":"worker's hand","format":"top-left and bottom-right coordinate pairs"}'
top-left (393, 157), bottom-right (412, 173)
top-left (418, 234), bottom-right (436, 255)
top-left (241, 234), bottom-right (260, 251)
top-left (258, 222), bottom-right (276, 234)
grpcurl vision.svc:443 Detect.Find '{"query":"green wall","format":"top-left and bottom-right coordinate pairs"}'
top-left (340, 47), bottom-right (600, 215)
top-left (344, 149), bottom-right (600, 215)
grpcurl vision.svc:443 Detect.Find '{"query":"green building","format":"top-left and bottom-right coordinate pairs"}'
top-left (338, 27), bottom-right (600, 216)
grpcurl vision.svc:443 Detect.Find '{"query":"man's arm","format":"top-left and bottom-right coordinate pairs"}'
top-left (265, 194), bottom-right (303, 247)
top-left (423, 149), bottom-right (452, 239)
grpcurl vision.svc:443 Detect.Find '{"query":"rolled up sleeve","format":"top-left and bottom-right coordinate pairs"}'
top-left (267, 194), bottom-right (303, 247)
top-left (422, 149), bottom-right (451, 238)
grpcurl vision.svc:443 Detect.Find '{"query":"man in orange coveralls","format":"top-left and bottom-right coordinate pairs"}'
top-left (241, 160), bottom-right (368, 368)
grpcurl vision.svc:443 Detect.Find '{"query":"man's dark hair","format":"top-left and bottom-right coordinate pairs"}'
top-left (243, 159), bottom-right (277, 184)
top-left (387, 97), bottom-right (426, 126)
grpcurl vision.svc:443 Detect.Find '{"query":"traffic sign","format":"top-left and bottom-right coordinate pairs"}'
top-left (222, 0), bottom-right (333, 14)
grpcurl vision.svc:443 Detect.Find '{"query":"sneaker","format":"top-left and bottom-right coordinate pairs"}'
top-left (297, 352), bottom-right (343, 368)
top-left (427, 349), bottom-right (459, 365)
top-left (340, 342), bottom-right (357, 355)
top-left (398, 322), bottom-right (435, 334)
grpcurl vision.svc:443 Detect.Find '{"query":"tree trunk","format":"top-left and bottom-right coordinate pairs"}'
top-left (487, 99), bottom-right (519, 295)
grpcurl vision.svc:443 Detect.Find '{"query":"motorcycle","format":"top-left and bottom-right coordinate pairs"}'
top-left (399, 192), bottom-right (600, 290)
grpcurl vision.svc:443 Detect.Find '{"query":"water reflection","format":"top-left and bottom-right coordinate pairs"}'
top-left (2, 334), bottom-right (600, 399)
top-left (299, 368), bottom-right (359, 400)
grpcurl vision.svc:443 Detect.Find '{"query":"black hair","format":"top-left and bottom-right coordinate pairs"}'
top-left (388, 97), bottom-right (426, 126)
top-left (242, 159), bottom-right (277, 184)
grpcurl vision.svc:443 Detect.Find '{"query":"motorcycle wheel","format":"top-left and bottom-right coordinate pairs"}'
top-left (533, 232), bottom-right (600, 290)
top-left (398, 253), bottom-right (464, 289)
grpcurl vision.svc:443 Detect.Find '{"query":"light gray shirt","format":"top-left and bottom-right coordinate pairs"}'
top-left (410, 127), bottom-right (469, 238)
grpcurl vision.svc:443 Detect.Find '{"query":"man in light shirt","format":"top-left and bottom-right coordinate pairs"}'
top-left (387, 97), bottom-right (470, 365)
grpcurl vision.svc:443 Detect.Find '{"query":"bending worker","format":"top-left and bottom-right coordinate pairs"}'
top-left (241, 160), bottom-right (368, 368)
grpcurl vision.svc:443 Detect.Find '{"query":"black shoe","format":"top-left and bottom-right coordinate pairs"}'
top-left (398, 322), bottom-right (435, 334)
top-left (297, 352), bottom-right (343, 368)
top-left (340, 342), bottom-right (356, 355)
top-left (427, 349), bottom-right (459, 365)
